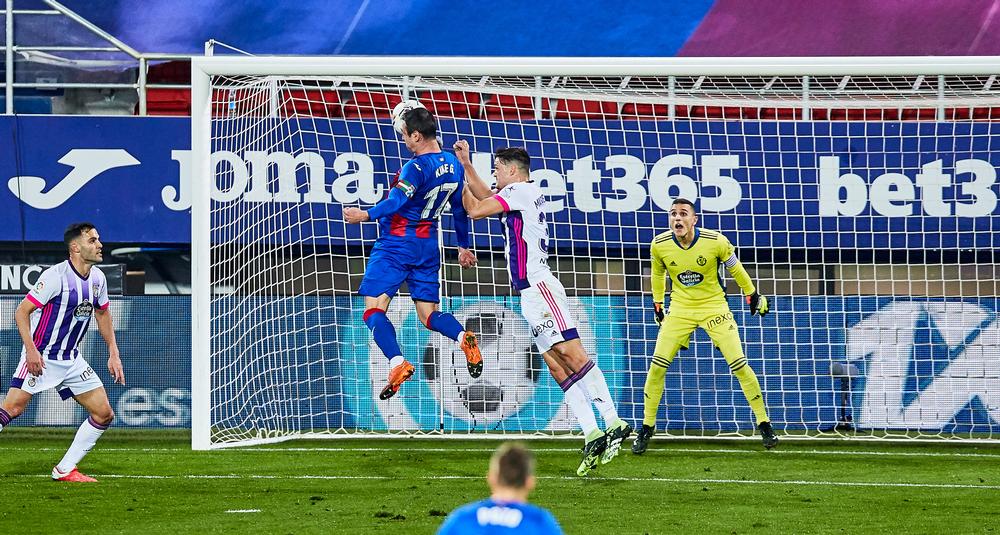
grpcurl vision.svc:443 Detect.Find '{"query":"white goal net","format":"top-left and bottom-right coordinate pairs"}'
top-left (191, 57), bottom-right (1000, 449)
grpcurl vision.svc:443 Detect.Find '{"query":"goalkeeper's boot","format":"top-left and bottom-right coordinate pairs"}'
top-left (631, 424), bottom-right (654, 455)
top-left (601, 419), bottom-right (633, 465)
top-left (460, 331), bottom-right (483, 379)
top-left (758, 421), bottom-right (779, 449)
top-left (379, 360), bottom-right (415, 400)
top-left (52, 466), bottom-right (97, 483)
top-left (576, 431), bottom-right (607, 476)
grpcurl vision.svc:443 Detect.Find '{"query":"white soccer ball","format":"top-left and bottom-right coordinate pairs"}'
top-left (391, 99), bottom-right (426, 135)
top-left (422, 302), bottom-right (542, 426)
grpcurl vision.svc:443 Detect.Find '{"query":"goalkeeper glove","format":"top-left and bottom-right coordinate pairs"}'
top-left (653, 302), bottom-right (665, 326)
top-left (746, 292), bottom-right (769, 317)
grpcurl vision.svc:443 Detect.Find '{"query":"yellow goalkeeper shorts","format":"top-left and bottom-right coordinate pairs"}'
top-left (653, 307), bottom-right (745, 365)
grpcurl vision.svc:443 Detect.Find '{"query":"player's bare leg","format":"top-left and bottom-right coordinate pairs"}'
top-left (52, 387), bottom-right (114, 483)
top-left (414, 300), bottom-right (482, 379)
top-left (0, 388), bottom-right (33, 432)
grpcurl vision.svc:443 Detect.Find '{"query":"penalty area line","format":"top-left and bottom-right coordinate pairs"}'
top-left (5, 473), bottom-right (1000, 490)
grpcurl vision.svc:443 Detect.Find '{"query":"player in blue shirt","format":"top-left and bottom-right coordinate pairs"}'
top-left (344, 106), bottom-right (482, 400)
top-left (437, 442), bottom-right (563, 535)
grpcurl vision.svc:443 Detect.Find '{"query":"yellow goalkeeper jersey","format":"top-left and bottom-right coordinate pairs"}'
top-left (650, 227), bottom-right (755, 311)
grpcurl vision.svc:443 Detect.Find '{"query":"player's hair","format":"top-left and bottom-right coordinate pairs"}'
top-left (495, 147), bottom-right (531, 175)
top-left (672, 197), bottom-right (696, 211)
top-left (490, 442), bottom-right (535, 489)
top-left (403, 107), bottom-right (437, 139)
top-left (64, 222), bottom-right (96, 249)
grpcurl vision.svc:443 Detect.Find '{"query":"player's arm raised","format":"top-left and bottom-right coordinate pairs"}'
top-left (448, 179), bottom-right (477, 269)
top-left (95, 305), bottom-right (124, 385)
top-left (462, 186), bottom-right (506, 220)
top-left (344, 164), bottom-right (418, 224)
top-left (453, 140), bottom-right (493, 200)
top-left (14, 298), bottom-right (44, 375)
top-left (720, 238), bottom-right (769, 317)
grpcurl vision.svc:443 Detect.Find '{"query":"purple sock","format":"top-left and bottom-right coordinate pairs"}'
top-left (0, 408), bottom-right (13, 428)
top-left (363, 308), bottom-right (403, 360)
top-left (426, 311), bottom-right (464, 342)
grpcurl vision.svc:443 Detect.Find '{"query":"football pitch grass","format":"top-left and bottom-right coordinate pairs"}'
top-left (1, 429), bottom-right (998, 534)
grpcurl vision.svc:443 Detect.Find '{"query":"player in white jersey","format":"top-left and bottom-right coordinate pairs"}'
top-left (455, 141), bottom-right (631, 476)
top-left (0, 223), bottom-right (125, 482)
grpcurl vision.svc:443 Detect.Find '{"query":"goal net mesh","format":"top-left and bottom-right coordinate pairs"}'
top-left (199, 68), bottom-right (1000, 447)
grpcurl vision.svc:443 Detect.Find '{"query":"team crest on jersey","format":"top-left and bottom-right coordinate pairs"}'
top-left (696, 255), bottom-right (707, 266)
top-left (74, 301), bottom-right (94, 320)
top-left (92, 282), bottom-right (101, 296)
top-left (677, 270), bottom-right (704, 287)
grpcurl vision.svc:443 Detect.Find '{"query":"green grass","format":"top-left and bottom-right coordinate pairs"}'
top-left (2, 429), bottom-right (999, 534)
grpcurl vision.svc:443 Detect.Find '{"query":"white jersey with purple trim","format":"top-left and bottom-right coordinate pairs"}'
top-left (23, 261), bottom-right (110, 361)
top-left (493, 181), bottom-right (551, 292)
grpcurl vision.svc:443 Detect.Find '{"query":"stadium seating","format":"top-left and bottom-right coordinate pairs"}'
top-left (552, 98), bottom-right (618, 119)
top-left (343, 91), bottom-right (402, 119)
top-left (483, 94), bottom-right (547, 120)
top-left (280, 89), bottom-right (342, 117)
top-left (142, 88), bottom-right (191, 116)
top-left (419, 90), bottom-right (481, 119)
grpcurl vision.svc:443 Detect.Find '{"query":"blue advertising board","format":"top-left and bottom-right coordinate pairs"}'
top-left (1, 116), bottom-right (997, 249)
top-left (4, 295), bottom-right (995, 435)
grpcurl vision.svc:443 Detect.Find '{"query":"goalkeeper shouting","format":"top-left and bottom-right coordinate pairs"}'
top-left (632, 198), bottom-right (778, 454)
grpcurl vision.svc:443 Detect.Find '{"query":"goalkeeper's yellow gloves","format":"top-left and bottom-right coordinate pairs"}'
top-left (653, 302), bottom-right (665, 325)
top-left (746, 292), bottom-right (769, 317)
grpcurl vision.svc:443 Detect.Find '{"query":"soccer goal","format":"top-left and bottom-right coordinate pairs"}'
top-left (191, 56), bottom-right (1000, 449)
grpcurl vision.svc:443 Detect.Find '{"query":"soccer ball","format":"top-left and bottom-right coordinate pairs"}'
top-left (391, 99), bottom-right (426, 135)
top-left (422, 302), bottom-right (542, 425)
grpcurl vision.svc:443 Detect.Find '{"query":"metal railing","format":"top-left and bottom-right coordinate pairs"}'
top-left (2, 0), bottom-right (191, 115)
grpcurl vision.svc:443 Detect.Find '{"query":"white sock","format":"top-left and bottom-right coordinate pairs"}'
top-left (563, 382), bottom-right (599, 437)
top-left (579, 361), bottom-right (620, 426)
top-left (388, 355), bottom-right (405, 368)
top-left (56, 416), bottom-right (107, 473)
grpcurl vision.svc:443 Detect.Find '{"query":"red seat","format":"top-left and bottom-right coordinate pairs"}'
top-left (146, 60), bottom-right (191, 85)
top-left (759, 107), bottom-right (801, 120)
top-left (420, 90), bottom-right (481, 118)
top-left (552, 98), bottom-right (618, 119)
top-left (900, 108), bottom-right (937, 120)
top-left (142, 88), bottom-right (191, 116)
top-left (483, 94), bottom-right (544, 120)
top-left (620, 102), bottom-right (670, 118)
top-left (343, 91), bottom-right (402, 119)
top-left (280, 89), bottom-right (342, 117)
top-left (813, 108), bottom-right (901, 120)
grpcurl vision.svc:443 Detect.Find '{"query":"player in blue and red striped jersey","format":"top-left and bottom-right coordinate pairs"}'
top-left (0, 223), bottom-right (125, 482)
top-left (344, 106), bottom-right (482, 400)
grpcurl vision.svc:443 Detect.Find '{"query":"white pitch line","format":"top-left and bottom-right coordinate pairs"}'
top-left (3, 446), bottom-right (998, 459)
top-left (225, 509), bottom-right (261, 514)
top-left (4, 473), bottom-right (999, 490)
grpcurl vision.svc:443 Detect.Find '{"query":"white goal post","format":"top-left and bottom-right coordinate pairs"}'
top-left (191, 55), bottom-right (1000, 450)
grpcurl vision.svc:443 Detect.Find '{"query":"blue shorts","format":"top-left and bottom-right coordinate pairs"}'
top-left (358, 237), bottom-right (441, 303)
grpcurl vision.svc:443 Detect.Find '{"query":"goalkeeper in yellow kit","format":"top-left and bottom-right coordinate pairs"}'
top-left (632, 198), bottom-right (778, 453)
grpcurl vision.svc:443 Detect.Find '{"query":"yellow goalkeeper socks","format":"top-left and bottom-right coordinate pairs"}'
top-left (642, 356), bottom-right (670, 427)
top-left (733, 365), bottom-right (770, 424)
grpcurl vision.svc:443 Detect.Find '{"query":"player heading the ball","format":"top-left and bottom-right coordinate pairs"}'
top-left (344, 101), bottom-right (482, 400)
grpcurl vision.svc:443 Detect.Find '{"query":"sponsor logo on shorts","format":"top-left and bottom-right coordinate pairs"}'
top-left (531, 319), bottom-right (555, 337)
top-left (677, 270), bottom-right (704, 287)
top-left (707, 312), bottom-right (734, 329)
top-left (80, 366), bottom-right (95, 382)
top-left (28, 377), bottom-right (36, 387)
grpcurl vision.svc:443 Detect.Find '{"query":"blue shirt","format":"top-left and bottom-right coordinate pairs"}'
top-left (367, 151), bottom-right (470, 248)
top-left (437, 498), bottom-right (563, 535)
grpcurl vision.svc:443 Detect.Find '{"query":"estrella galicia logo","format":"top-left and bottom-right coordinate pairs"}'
top-left (846, 301), bottom-right (999, 431)
top-left (7, 149), bottom-right (140, 210)
top-left (73, 301), bottom-right (94, 320)
top-left (696, 255), bottom-right (707, 266)
top-left (677, 270), bottom-right (704, 287)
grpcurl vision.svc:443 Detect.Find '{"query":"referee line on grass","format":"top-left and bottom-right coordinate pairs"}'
top-left (7, 473), bottom-right (1000, 490)
top-left (4, 446), bottom-right (1000, 459)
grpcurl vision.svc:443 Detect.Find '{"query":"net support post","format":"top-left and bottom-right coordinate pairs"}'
top-left (190, 58), bottom-right (213, 450)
